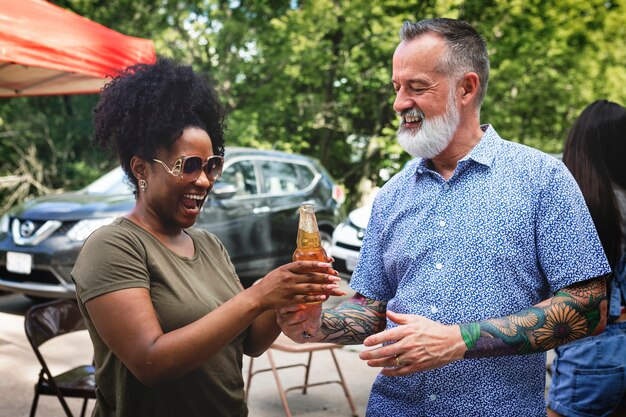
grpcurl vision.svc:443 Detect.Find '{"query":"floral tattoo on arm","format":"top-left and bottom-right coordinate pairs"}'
top-left (460, 276), bottom-right (608, 359)
top-left (319, 293), bottom-right (387, 344)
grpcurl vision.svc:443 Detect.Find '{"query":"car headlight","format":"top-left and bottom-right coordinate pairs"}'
top-left (0, 213), bottom-right (9, 234)
top-left (66, 218), bottom-right (116, 241)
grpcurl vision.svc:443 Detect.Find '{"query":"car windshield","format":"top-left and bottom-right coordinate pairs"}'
top-left (82, 167), bottom-right (132, 195)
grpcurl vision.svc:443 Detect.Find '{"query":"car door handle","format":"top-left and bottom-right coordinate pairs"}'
top-left (253, 206), bottom-right (270, 214)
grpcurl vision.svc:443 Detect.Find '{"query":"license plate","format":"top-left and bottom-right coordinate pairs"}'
top-left (346, 254), bottom-right (359, 272)
top-left (6, 252), bottom-right (32, 275)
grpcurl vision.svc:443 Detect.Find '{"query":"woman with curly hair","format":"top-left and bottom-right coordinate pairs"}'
top-left (547, 100), bottom-right (626, 417)
top-left (71, 58), bottom-right (342, 417)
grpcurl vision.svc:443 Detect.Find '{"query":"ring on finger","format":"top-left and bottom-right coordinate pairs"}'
top-left (395, 355), bottom-right (402, 367)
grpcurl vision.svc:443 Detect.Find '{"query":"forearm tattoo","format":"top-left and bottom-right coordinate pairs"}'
top-left (460, 276), bottom-right (608, 359)
top-left (319, 294), bottom-right (387, 344)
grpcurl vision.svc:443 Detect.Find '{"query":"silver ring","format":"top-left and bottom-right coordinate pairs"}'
top-left (301, 331), bottom-right (313, 339)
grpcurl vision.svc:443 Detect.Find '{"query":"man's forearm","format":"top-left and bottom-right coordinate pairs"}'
top-left (318, 294), bottom-right (387, 344)
top-left (460, 276), bottom-right (608, 359)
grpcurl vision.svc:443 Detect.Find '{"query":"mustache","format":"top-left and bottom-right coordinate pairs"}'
top-left (398, 107), bottom-right (425, 121)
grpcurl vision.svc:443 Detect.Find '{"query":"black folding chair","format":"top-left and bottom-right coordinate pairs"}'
top-left (24, 299), bottom-right (96, 417)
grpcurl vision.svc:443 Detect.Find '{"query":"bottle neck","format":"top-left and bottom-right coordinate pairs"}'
top-left (296, 206), bottom-right (321, 248)
top-left (296, 228), bottom-right (321, 248)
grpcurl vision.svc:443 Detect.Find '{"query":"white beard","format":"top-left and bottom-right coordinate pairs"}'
top-left (397, 94), bottom-right (460, 159)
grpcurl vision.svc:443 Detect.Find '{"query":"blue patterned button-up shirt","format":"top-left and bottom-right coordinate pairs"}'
top-left (350, 125), bottom-right (610, 417)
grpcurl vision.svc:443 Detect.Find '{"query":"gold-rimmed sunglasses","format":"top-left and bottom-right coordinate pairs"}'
top-left (152, 155), bottom-right (224, 182)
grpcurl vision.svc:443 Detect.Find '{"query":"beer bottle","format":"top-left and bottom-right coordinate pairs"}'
top-left (293, 202), bottom-right (330, 304)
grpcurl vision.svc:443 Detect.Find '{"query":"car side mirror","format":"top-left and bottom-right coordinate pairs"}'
top-left (211, 182), bottom-right (238, 200)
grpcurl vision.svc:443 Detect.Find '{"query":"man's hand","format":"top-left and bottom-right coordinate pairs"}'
top-left (277, 293), bottom-right (388, 345)
top-left (276, 302), bottom-right (324, 343)
top-left (359, 310), bottom-right (466, 376)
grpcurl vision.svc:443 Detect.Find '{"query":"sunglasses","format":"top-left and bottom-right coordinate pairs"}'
top-left (152, 155), bottom-right (224, 182)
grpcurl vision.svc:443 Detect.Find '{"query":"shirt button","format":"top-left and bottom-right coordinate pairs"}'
top-left (435, 262), bottom-right (443, 270)
top-left (430, 305), bottom-right (438, 313)
top-left (438, 220), bottom-right (446, 227)
top-left (417, 169), bottom-right (423, 174)
top-left (429, 394), bottom-right (437, 401)
top-left (443, 183), bottom-right (450, 190)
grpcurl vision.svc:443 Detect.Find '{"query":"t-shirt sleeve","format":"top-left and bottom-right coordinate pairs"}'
top-left (536, 162), bottom-right (611, 293)
top-left (349, 192), bottom-right (395, 302)
top-left (72, 223), bottom-right (150, 303)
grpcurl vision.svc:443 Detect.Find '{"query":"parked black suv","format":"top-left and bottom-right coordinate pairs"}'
top-left (0, 147), bottom-right (343, 299)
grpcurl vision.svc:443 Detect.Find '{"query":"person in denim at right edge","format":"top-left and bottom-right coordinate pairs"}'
top-left (276, 18), bottom-right (613, 416)
top-left (547, 100), bottom-right (626, 417)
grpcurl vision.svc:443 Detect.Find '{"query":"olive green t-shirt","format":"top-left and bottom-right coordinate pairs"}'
top-left (72, 217), bottom-right (248, 417)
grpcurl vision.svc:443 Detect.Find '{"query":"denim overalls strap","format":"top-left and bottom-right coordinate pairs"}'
top-left (609, 252), bottom-right (626, 321)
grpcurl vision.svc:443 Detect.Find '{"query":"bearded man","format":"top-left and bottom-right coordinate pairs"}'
top-left (277, 18), bottom-right (610, 417)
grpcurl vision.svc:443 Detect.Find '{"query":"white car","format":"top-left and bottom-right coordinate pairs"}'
top-left (330, 203), bottom-right (372, 276)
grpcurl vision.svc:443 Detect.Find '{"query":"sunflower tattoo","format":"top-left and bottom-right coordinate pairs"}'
top-left (460, 276), bottom-right (607, 359)
top-left (533, 304), bottom-right (588, 350)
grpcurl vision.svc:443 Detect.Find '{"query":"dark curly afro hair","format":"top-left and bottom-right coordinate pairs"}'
top-left (93, 58), bottom-right (226, 194)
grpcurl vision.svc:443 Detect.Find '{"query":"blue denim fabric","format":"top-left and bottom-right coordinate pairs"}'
top-left (548, 321), bottom-right (626, 417)
top-left (609, 254), bottom-right (626, 321)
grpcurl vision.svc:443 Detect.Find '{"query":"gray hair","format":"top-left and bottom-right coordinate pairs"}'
top-left (400, 18), bottom-right (490, 106)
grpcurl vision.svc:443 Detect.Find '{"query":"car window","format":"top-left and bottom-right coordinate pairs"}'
top-left (220, 160), bottom-right (258, 196)
top-left (83, 167), bottom-right (132, 195)
top-left (295, 163), bottom-right (315, 188)
top-left (260, 161), bottom-right (300, 193)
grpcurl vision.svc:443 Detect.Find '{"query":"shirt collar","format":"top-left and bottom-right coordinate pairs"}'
top-left (411, 124), bottom-right (500, 176)
top-left (462, 124), bottom-right (499, 168)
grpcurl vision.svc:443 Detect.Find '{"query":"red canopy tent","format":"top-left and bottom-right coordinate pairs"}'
top-left (0, 0), bottom-right (156, 97)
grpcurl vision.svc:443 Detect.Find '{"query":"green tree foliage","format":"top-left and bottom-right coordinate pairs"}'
top-left (1, 0), bottom-right (625, 213)
top-left (0, 95), bottom-right (101, 198)
top-left (216, 1), bottom-right (438, 204)
top-left (460, 0), bottom-right (626, 152)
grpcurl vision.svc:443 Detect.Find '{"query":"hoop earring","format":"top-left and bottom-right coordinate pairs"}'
top-left (138, 179), bottom-right (147, 191)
